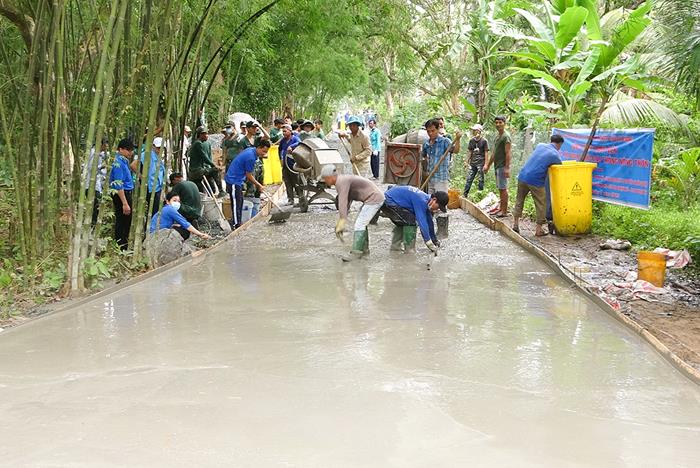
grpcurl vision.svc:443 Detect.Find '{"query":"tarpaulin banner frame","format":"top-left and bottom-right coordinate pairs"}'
top-left (552, 128), bottom-right (655, 209)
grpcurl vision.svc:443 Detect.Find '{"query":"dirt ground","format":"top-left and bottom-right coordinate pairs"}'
top-left (512, 214), bottom-right (700, 372)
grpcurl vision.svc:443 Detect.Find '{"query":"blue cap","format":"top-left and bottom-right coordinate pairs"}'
top-left (347, 116), bottom-right (363, 126)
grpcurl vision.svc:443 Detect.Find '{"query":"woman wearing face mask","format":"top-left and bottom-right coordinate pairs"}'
top-left (149, 192), bottom-right (211, 240)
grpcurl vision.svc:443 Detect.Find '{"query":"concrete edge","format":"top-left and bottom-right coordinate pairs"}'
top-left (460, 196), bottom-right (700, 386)
top-left (1, 185), bottom-right (286, 336)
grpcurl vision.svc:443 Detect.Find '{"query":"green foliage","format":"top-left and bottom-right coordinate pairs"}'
top-left (592, 202), bottom-right (700, 269)
top-left (659, 148), bottom-right (700, 205)
top-left (389, 100), bottom-right (430, 137)
top-left (83, 257), bottom-right (112, 287)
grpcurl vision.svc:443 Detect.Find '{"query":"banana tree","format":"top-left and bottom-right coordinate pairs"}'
top-left (500, 0), bottom-right (666, 159)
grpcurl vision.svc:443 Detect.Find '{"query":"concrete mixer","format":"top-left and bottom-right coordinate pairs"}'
top-left (289, 137), bottom-right (345, 213)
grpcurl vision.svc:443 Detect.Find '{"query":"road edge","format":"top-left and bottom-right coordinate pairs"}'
top-left (460, 196), bottom-right (700, 386)
top-left (0, 186), bottom-right (286, 336)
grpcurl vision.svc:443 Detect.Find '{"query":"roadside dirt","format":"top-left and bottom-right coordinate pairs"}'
top-left (513, 214), bottom-right (700, 372)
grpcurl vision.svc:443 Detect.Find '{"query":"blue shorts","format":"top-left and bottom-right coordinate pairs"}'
top-left (495, 167), bottom-right (509, 190)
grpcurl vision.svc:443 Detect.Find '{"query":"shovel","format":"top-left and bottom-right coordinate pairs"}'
top-left (264, 194), bottom-right (292, 223)
top-left (339, 138), bottom-right (364, 177)
top-left (202, 178), bottom-right (232, 234)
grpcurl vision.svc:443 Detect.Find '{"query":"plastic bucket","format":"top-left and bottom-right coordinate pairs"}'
top-left (222, 197), bottom-right (232, 220)
top-left (447, 189), bottom-right (461, 209)
top-left (264, 145), bottom-right (283, 184)
top-left (245, 197), bottom-right (260, 217)
top-left (637, 251), bottom-right (666, 287)
top-left (548, 161), bottom-right (597, 235)
top-left (241, 200), bottom-right (254, 224)
top-left (202, 197), bottom-right (221, 222)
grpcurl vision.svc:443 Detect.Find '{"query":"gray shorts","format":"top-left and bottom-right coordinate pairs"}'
top-left (495, 167), bottom-right (509, 190)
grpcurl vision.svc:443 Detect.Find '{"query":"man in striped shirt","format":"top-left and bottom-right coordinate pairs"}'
top-left (422, 118), bottom-right (459, 194)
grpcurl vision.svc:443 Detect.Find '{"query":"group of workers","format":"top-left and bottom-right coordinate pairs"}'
top-left (322, 114), bottom-right (567, 261)
top-left (461, 115), bottom-right (565, 236)
top-left (102, 110), bottom-right (564, 257)
top-left (320, 164), bottom-right (448, 262)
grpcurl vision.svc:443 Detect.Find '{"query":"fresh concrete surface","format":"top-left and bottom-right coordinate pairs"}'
top-left (1, 209), bottom-right (699, 467)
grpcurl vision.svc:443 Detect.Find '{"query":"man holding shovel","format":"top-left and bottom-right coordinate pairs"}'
top-left (422, 118), bottom-right (461, 194)
top-left (339, 116), bottom-right (372, 176)
top-left (225, 140), bottom-right (270, 229)
top-left (319, 165), bottom-right (385, 262)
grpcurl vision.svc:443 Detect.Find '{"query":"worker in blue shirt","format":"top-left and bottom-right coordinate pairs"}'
top-left (278, 124), bottom-right (304, 206)
top-left (225, 140), bottom-right (270, 229)
top-left (382, 185), bottom-right (448, 253)
top-left (422, 118), bottom-right (460, 194)
top-left (513, 134), bottom-right (564, 236)
top-left (131, 137), bottom-right (166, 219)
top-left (110, 139), bottom-right (136, 250)
top-left (150, 192), bottom-right (211, 240)
top-left (368, 119), bottom-right (382, 179)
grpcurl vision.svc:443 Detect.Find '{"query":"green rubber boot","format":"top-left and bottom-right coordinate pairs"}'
top-left (342, 230), bottom-right (367, 262)
top-left (363, 228), bottom-right (370, 255)
top-left (390, 225), bottom-right (404, 251)
top-left (403, 225), bottom-right (417, 253)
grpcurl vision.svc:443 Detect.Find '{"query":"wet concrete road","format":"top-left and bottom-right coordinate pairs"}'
top-left (1, 209), bottom-right (700, 467)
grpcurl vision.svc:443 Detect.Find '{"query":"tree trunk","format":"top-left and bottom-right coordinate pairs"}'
top-left (579, 94), bottom-right (610, 162)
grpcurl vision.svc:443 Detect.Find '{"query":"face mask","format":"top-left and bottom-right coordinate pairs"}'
top-left (171, 201), bottom-right (181, 211)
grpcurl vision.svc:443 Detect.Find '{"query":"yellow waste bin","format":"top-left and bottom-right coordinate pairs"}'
top-left (548, 161), bottom-right (597, 235)
top-left (263, 145), bottom-right (283, 185)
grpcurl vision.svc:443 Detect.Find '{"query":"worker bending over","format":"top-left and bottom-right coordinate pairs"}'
top-left (382, 186), bottom-right (448, 254)
top-left (512, 134), bottom-right (564, 236)
top-left (320, 165), bottom-right (385, 262)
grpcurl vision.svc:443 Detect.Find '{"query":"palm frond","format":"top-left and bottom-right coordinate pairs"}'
top-left (601, 91), bottom-right (690, 128)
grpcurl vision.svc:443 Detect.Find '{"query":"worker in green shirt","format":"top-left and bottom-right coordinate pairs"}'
top-left (188, 126), bottom-right (224, 196)
top-left (269, 118), bottom-right (284, 144)
top-left (221, 124), bottom-right (239, 170)
top-left (314, 119), bottom-right (326, 139)
top-left (299, 120), bottom-right (315, 141)
top-left (483, 115), bottom-right (512, 217)
top-left (234, 120), bottom-right (270, 157)
top-left (169, 172), bottom-right (203, 227)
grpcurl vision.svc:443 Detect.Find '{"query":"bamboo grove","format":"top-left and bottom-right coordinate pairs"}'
top-left (0, 0), bottom-right (283, 293)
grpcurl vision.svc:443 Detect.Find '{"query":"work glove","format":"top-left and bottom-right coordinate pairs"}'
top-left (335, 218), bottom-right (346, 242)
top-left (425, 240), bottom-right (439, 254)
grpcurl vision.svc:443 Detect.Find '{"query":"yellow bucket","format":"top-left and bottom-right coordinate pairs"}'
top-left (548, 161), bottom-right (597, 235)
top-left (447, 188), bottom-right (461, 209)
top-left (637, 251), bottom-right (666, 287)
top-left (263, 145), bottom-right (283, 185)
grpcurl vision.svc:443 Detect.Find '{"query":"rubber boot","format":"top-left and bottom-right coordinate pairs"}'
top-left (390, 226), bottom-right (404, 251)
top-left (403, 225), bottom-right (417, 253)
top-left (362, 228), bottom-right (370, 254)
top-left (342, 230), bottom-right (367, 262)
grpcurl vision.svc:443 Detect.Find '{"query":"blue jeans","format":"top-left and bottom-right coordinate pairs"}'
top-left (463, 164), bottom-right (484, 196)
